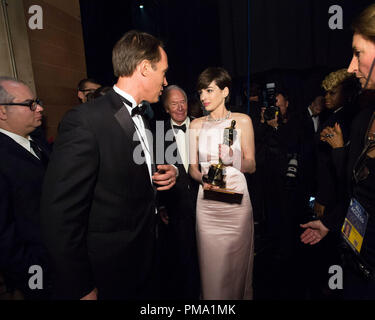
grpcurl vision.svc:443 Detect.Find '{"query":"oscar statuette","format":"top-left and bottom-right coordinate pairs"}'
top-left (203, 120), bottom-right (243, 204)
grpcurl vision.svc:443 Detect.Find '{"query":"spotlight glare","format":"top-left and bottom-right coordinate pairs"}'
top-left (139, 5), bottom-right (144, 9)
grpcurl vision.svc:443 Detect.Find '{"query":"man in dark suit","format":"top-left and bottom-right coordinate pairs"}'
top-left (40, 30), bottom-right (178, 300)
top-left (157, 85), bottom-right (200, 299)
top-left (0, 77), bottom-right (50, 299)
top-left (77, 78), bottom-right (101, 103)
top-left (299, 95), bottom-right (324, 202)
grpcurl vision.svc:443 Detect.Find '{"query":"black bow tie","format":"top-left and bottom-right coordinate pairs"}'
top-left (131, 103), bottom-right (147, 117)
top-left (117, 94), bottom-right (147, 117)
top-left (312, 114), bottom-right (319, 118)
top-left (173, 124), bottom-right (186, 133)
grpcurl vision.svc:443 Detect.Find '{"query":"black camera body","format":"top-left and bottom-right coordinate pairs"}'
top-left (263, 82), bottom-right (280, 121)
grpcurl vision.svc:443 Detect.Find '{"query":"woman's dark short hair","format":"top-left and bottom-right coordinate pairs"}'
top-left (112, 30), bottom-right (164, 77)
top-left (197, 67), bottom-right (232, 104)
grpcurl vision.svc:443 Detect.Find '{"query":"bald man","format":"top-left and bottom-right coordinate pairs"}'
top-left (0, 76), bottom-right (51, 299)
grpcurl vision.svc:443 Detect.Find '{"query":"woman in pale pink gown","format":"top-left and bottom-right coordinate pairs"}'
top-left (189, 67), bottom-right (256, 300)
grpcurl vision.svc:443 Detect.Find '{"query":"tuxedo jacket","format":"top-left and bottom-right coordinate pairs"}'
top-left (156, 119), bottom-right (200, 299)
top-left (299, 108), bottom-right (319, 195)
top-left (40, 89), bottom-right (158, 300)
top-left (157, 119), bottom-right (198, 220)
top-left (0, 131), bottom-right (50, 298)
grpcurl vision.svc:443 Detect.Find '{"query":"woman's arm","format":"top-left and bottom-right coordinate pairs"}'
top-left (237, 114), bottom-right (256, 174)
top-left (188, 118), bottom-right (204, 184)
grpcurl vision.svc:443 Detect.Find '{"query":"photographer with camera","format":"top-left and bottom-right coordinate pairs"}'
top-left (254, 85), bottom-right (305, 298)
top-left (256, 87), bottom-right (300, 242)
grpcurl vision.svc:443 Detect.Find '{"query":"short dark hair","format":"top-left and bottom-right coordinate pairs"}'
top-left (112, 30), bottom-right (164, 77)
top-left (77, 78), bottom-right (100, 91)
top-left (196, 67), bottom-right (232, 104)
top-left (275, 89), bottom-right (289, 101)
top-left (87, 86), bottom-right (112, 101)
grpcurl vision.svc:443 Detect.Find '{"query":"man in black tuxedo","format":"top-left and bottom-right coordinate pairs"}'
top-left (299, 95), bottom-right (324, 202)
top-left (0, 77), bottom-right (50, 299)
top-left (157, 85), bottom-right (200, 299)
top-left (77, 78), bottom-right (101, 103)
top-left (40, 30), bottom-right (178, 300)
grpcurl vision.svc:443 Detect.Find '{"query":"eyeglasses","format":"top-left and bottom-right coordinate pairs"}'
top-left (0, 98), bottom-right (43, 111)
top-left (79, 88), bottom-right (96, 94)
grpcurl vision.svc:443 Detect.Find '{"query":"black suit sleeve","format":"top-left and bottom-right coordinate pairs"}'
top-left (40, 109), bottom-right (99, 299)
top-left (0, 173), bottom-right (39, 288)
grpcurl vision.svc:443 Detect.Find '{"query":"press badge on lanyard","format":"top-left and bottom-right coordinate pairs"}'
top-left (341, 198), bottom-right (369, 253)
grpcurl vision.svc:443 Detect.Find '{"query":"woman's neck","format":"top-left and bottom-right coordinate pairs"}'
top-left (209, 105), bottom-right (228, 120)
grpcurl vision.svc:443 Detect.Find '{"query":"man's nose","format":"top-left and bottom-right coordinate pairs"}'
top-left (177, 103), bottom-right (184, 110)
top-left (163, 77), bottom-right (168, 87)
top-left (35, 104), bottom-right (44, 112)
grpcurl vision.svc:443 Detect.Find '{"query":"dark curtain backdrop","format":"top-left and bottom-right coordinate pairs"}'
top-left (79, 0), bottom-right (373, 111)
top-left (249, 0), bottom-right (372, 73)
top-left (79, 0), bottom-right (222, 97)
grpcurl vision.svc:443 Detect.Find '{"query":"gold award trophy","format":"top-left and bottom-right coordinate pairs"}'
top-left (203, 120), bottom-right (243, 204)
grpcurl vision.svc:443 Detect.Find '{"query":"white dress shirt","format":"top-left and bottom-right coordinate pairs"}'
top-left (171, 117), bottom-right (190, 173)
top-left (308, 107), bottom-right (319, 133)
top-left (0, 128), bottom-right (39, 159)
top-left (113, 85), bottom-right (153, 183)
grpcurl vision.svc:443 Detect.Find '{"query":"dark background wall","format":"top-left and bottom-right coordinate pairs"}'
top-left (79, 0), bottom-right (373, 113)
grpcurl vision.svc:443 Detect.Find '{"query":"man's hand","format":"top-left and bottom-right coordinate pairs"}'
top-left (300, 220), bottom-right (329, 245)
top-left (260, 107), bottom-right (266, 123)
top-left (152, 164), bottom-right (177, 191)
top-left (80, 288), bottom-right (98, 300)
top-left (266, 113), bottom-right (278, 129)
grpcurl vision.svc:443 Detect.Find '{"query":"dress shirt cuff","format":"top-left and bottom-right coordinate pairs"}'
top-left (172, 164), bottom-right (179, 178)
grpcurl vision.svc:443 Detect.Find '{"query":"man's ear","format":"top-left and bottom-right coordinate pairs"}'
top-left (78, 91), bottom-right (85, 102)
top-left (0, 105), bottom-right (8, 120)
top-left (138, 59), bottom-right (150, 77)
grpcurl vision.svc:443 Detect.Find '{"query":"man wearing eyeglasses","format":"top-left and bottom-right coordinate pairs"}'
top-left (77, 78), bottom-right (101, 103)
top-left (0, 76), bottom-right (51, 299)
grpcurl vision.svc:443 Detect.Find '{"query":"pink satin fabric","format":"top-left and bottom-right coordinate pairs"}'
top-left (196, 118), bottom-right (254, 300)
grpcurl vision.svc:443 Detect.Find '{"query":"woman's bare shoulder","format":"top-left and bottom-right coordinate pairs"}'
top-left (231, 112), bottom-right (252, 125)
top-left (190, 116), bottom-right (206, 129)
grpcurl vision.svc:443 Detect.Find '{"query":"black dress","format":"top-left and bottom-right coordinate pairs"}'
top-left (327, 106), bottom-right (375, 299)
